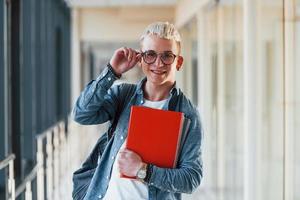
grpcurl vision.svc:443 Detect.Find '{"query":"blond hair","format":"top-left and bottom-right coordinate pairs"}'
top-left (140, 22), bottom-right (181, 54)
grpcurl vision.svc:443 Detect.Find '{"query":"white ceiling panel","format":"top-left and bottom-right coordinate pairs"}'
top-left (69, 0), bottom-right (178, 7)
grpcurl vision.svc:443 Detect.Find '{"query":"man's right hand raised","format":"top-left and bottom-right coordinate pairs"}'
top-left (109, 47), bottom-right (142, 77)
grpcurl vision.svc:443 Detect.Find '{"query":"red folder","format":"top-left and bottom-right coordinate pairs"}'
top-left (122, 106), bottom-right (185, 179)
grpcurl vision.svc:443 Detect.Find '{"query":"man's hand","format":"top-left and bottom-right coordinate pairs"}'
top-left (109, 47), bottom-right (141, 76)
top-left (118, 149), bottom-right (143, 177)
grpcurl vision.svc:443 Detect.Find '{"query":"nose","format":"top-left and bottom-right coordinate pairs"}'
top-left (154, 55), bottom-right (164, 67)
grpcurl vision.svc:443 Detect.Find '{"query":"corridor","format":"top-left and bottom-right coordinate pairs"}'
top-left (0, 0), bottom-right (300, 199)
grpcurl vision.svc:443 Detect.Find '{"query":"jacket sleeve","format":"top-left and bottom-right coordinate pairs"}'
top-left (146, 111), bottom-right (204, 194)
top-left (72, 66), bottom-right (121, 125)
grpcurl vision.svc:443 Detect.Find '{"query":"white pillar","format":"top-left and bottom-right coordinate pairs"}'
top-left (71, 8), bottom-right (82, 107)
top-left (25, 182), bottom-right (32, 200)
top-left (284, 0), bottom-right (295, 199)
top-left (46, 132), bottom-right (53, 200)
top-left (8, 160), bottom-right (15, 200)
top-left (181, 28), bottom-right (193, 99)
top-left (36, 139), bottom-right (44, 200)
top-left (196, 8), bottom-right (212, 189)
top-left (243, 1), bottom-right (259, 200)
top-left (196, 8), bottom-right (218, 199)
top-left (196, 10), bottom-right (206, 111)
top-left (217, 7), bottom-right (225, 200)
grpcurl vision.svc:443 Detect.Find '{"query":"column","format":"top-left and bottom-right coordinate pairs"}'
top-left (284, 0), bottom-right (295, 199)
top-left (71, 8), bottom-right (82, 106)
top-left (243, 0), bottom-right (259, 200)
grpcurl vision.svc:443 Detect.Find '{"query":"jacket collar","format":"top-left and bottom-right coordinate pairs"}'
top-left (136, 77), bottom-right (180, 97)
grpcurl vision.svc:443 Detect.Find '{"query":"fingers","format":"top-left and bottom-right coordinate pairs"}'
top-left (118, 149), bottom-right (141, 162)
top-left (122, 47), bottom-right (129, 59)
top-left (121, 47), bottom-right (140, 64)
top-left (118, 149), bottom-right (132, 156)
top-left (111, 47), bottom-right (141, 73)
top-left (129, 51), bottom-right (142, 67)
top-left (128, 48), bottom-right (134, 61)
top-left (117, 150), bottom-right (130, 173)
top-left (117, 149), bottom-right (143, 177)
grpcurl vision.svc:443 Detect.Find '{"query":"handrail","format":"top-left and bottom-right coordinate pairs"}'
top-left (36, 120), bottom-right (65, 140)
top-left (15, 164), bottom-right (38, 198)
top-left (0, 154), bottom-right (15, 170)
top-left (0, 153), bottom-right (16, 200)
top-left (35, 120), bottom-right (67, 200)
top-left (0, 118), bottom-right (70, 200)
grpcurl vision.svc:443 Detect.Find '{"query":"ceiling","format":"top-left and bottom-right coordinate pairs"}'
top-left (68, 0), bottom-right (178, 7)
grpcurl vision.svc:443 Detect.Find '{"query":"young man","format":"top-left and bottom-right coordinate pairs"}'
top-left (72, 22), bottom-right (203, 200)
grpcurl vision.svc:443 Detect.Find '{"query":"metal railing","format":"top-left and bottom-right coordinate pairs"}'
top-left (0, 154), bottom-right (16, 200)
top-left (0, 120), bottom-right (68, 200)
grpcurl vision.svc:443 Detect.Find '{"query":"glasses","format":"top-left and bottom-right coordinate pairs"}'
top-left (141, 50), bottom-right (177, 65)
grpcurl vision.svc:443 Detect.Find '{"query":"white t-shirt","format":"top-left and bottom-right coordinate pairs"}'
top-left (103, 98), bottom-right (168, 200)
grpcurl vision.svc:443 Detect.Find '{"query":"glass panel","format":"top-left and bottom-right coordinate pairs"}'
top-left (200, 2), bottom-right (244, 199)
top-left (0, 0), bottom-right (5, 158)
top-left (178, 19), bottom-right (198, 105)
top-left (294, 1), bottom-right (300, 198)
top-left (206, 9), bottom-right (218, 200)
top-left (297, 0), bottom-right (300, 16)
top-left (221, 4), bottom-right (244, 200)
top-left (190, 8), bottom-right (219, 200)
top-left (257, 1), bottom-right (284, 199)
top-left (192, 40), bottom-right (198, 105)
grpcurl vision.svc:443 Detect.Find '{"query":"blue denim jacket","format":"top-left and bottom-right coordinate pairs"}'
top-left (72, 66), bottom-right (203, 200)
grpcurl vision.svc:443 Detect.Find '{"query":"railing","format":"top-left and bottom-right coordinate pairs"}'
top-left (0, 117), bottom-right (101, 200)
top-left (15, 164), bottom-right (38, 199)
top-left (0, 154), bottom-right (15, 200)
top-left (35, 120), bottom-right (67, 200)
top-left (0, 120), bottom-right (68, 200)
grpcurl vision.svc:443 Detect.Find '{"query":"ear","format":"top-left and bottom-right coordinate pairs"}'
top-left (176, 56), bottom-right (184, 71)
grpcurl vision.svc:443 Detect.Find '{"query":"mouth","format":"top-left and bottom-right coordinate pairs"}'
top-left (150, 70), bottom-right (167, 75)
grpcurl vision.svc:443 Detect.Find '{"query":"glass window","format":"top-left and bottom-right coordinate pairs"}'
top-left (198, 2), bottom-right (244, 199)
top-left (199, 1), bottom-right (284, 200)
top-left (294, 1), bottom-right (300, 199)
top-left (220, 4), bottom-right (244, 200)
top-left (188, 8), bottom-right (219, 200)
top-left (257, 1), bottom-right (284, 199)
top-left (178, 19), bottom-right (198, 105)
top-left (205, 9), bottom-right (219, 200)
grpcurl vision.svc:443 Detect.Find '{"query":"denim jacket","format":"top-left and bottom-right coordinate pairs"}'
top-left (72, 66), bottom-right (204, 200)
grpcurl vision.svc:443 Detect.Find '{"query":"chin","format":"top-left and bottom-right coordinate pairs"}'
top-left (148, 76), bottom-right (174, 86)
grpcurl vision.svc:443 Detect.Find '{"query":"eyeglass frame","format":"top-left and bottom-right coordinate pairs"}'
top-left (140, 50), bottom-right (178, 65)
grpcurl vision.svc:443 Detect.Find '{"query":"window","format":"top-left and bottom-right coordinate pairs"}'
top-left (258, 1), bottom-right (285, 199)
top-left (0, 0), bottom-right (7, 197)
top-left (294, 1), bottom-right (300, 198)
